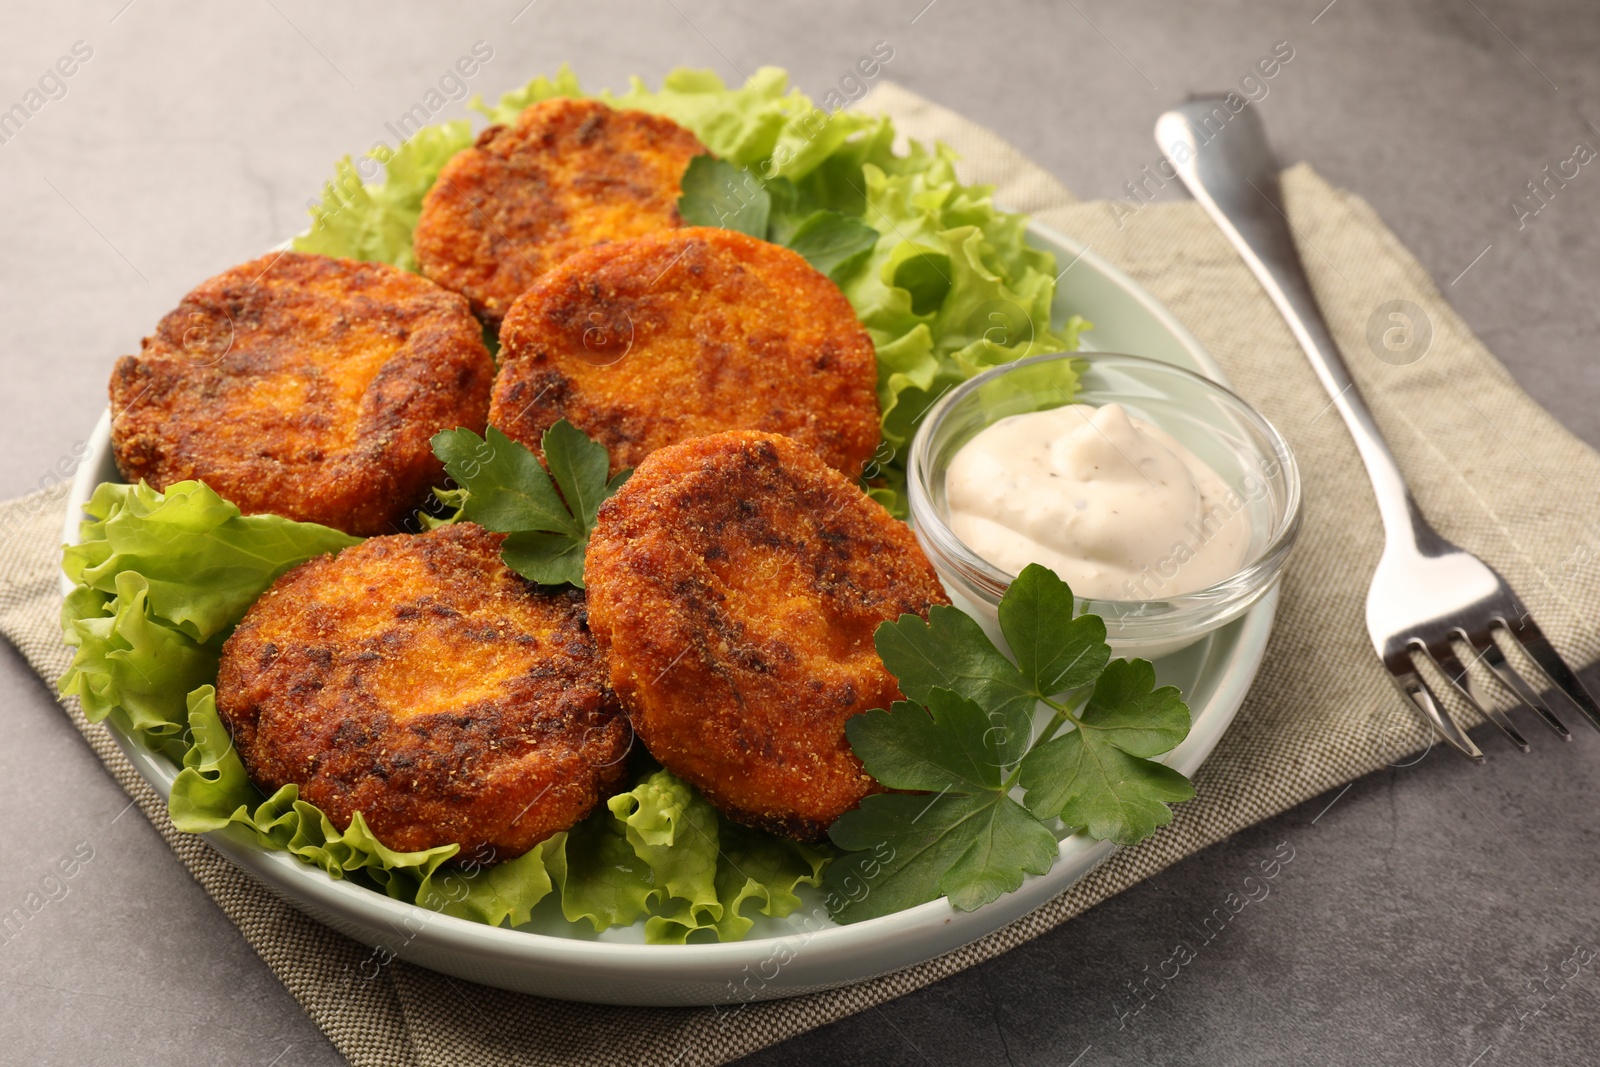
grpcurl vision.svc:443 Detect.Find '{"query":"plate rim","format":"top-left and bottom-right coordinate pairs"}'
top-left (59, 222), bottom-right (1277, 1000)
top-left (1027, 219), bottom-right (1230, 382)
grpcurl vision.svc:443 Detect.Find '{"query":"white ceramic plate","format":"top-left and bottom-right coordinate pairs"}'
top-left (62, 221), bottom-right (1277, 1006)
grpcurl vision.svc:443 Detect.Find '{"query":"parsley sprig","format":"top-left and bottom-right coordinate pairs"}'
top-left (429, 421), bottom-right (628, 588)
top-left (824, 564), bottom-right (1196, 923)
top-left (677, 155), bottom-right (879, 279)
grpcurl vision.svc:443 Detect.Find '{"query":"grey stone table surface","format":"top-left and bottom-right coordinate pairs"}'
top-left (2, 2), bottom-right (1597, 1065)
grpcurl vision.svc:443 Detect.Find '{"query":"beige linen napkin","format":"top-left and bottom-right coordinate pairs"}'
top-left (5, 82), bottom-right (1600, 1067)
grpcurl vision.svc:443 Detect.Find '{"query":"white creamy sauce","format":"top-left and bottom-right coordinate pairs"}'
top-left (943, 403), bottom-right (1251, 600)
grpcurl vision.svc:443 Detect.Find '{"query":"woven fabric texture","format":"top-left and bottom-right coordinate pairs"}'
top-left (6, 82), bottom-right (1598, 1067)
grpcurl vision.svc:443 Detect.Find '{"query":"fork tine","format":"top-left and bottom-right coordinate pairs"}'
top-left (1467, 632), bottom-right (1571, 741)
top-left (1386, 658), bottom-right (1485, 762)
top-left (1506, 615), bottom-right (1600, 733)
top-left (1429, 643), bottom-right (1528, 752)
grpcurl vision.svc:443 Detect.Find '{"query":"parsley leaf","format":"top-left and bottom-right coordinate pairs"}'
top-left (781, 211), bottom-right (878, 278)
top-left (433, 426), bottom-right (578, 536)
top-left (541, 419), bottom-right (626, 531)
top-left (499, 531), bottom-right (589, 587)
top-left (678, 155), bottom-right (769, 237)
top-left (826, 688), bottom-right (1058, 920)
top-left (678, 156), bottom-right (878, 280)
top-left (1067, 657), bottom-right (1193, 758)
top-left (826, 790), bottom-right (1057, 922)
top-left (846, 690), bottom-right (1008, 794)
top-left (430, 422), bottom-right (628, 588)
top-left (825, 563), bottom-right (1196, 922)
top-left (874, 606), bottom-right (1038, 767)
top-left (764, 176), bottom-right (807, 244)
top-left (874, 565), bottom-right (1109, 769)
top-left (997, 563), bottom-right (1111, 695)
top-left (1018, 659), bottom-right (1195, 844)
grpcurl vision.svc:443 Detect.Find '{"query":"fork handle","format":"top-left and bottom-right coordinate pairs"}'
top-left (1156, 102), bottom-right (1437, 553)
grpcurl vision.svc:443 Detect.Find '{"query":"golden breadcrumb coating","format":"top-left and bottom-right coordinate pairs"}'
top-left (583, 431), bottom-right (949, 841)
top-left (414, 97), bottom-right (707, 326)
top-left (217, 523), bottom-right (631, 863)
top-left (491, 227), bottom-right (880, 479)
top-left (109, 250), bottom-right (494, 536)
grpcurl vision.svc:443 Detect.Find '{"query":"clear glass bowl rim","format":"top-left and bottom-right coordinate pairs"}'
top-left (905, 350), bottom-right (1304, 628)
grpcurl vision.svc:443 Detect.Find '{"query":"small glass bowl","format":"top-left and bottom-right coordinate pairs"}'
top-left (907, 352), bottom-right (1302, 660)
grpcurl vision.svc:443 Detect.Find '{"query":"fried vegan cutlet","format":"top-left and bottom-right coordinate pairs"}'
top-left (216, 523), bottom-right (631, 863)
top-left (413, 97), bottom-right (707, 327)
top-left (491, 227), bottom-right (881, 479)
top-left (582, 431), bottom-right (950, 842)
top-left (109, 251), bottom-right (494, 537)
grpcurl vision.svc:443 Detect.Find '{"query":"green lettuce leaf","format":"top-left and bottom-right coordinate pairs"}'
top-left (171, 686), bottom-right (556, 927)
top-left (63, 480), bottom-right (359, 642)
top-left (548, 805), bottom-right (659, 932)
top-left (834, 149), bottom-right (1089, 466)
top-left (603, 67), bottom-right (878, 179)
top-left (59, 574), bottom-right (214, 762)
top-left (61, 480), bottom-right (827, 940)
top-left (294, 120), bottom-right (475, 272)
top-left (546, 768), bottom-right (827, 942)
top-left (293, 66), bottom-right (1087, 514)
top-left (677, 155), bottom-right (881, 279)
top-left (170, 688), bottom-right (824, 939)
top-left (59, 480), bottom-right (359, 753)
top-left (468, 65), bottom-right (586, 125)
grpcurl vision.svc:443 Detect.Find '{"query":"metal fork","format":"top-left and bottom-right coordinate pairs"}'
top-left (1155, 98), bottom-right (1600, 760)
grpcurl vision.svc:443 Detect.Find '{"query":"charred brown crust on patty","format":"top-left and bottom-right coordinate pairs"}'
top-left (582, 431), bottom-right (949, 842)
top-left (109, 250), bottom-right (494, 537)
top-left (413, 98), bottom-right (707, 326)
top-left (491, 227), bottom-right (881, 479)
top-left (216, 523), bottom-right (631, 863)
